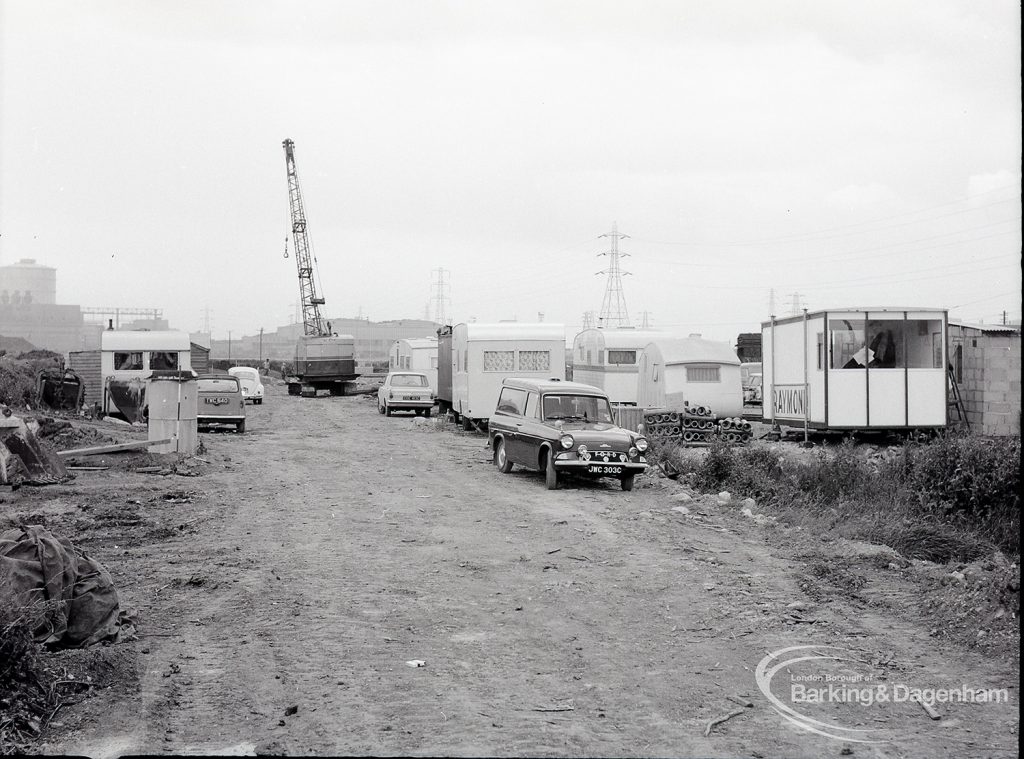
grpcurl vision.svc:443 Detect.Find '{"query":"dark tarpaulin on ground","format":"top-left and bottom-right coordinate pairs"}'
top-left (0, 525), bottom-right (133, 648)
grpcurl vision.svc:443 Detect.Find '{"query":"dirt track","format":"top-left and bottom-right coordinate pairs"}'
top-left (20, 381), bottom-right (1019, 757)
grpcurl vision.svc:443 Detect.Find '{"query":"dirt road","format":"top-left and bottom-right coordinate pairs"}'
top-left (26, 382), bottom-right (1018, 757)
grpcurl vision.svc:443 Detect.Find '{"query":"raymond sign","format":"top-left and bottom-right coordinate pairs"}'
top-left (773, 383), bottom-right (808, 420)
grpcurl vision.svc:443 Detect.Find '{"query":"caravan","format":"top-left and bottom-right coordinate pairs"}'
top-left (571, 328), bottom-right (666, 404)
top-left (388, 337), bottom-right (439, 393)
top-left (636, 337), bottom-right (743, 418)
top-left (99, 330), bottom-right (193, 417)
top-left (450, 322), bottom-right (566, 429)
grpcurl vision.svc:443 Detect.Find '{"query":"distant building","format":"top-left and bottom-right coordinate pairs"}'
top-left (0, 258), bottom-right (164, 354)
top-left (949, 321), bottom-right (1021, 436)
top-left (210, 318), bottom-right (440, 369)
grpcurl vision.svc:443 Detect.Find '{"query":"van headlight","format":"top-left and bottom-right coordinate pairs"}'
top-left (559, 434), bottom-right (574, 450)
top-left (635, 437), bottom-right (649, 452)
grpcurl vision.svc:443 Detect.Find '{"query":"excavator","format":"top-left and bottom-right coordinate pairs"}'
top-left (282, 138), bottom-right (359, 397)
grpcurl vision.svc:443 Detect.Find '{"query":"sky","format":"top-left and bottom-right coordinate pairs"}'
top-left (1, 0), bottom-right (1020, 343)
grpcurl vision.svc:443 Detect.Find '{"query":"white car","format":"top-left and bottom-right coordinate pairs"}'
top-left (378, 372), bottom-right (434, 417)
top-left (227, 366), bottom-right (265, 405)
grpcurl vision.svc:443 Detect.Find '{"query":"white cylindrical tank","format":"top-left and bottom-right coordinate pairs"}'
top-left (147, 371), bottom-right (198, 454)
top-left (0, 258), bottom-right (57, 305)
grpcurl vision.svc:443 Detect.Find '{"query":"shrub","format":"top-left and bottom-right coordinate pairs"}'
top-left (676, 432), bottom-right (1020, 559)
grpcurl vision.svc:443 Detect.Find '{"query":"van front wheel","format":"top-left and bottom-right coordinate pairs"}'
top-left (495, 439), bottom-right (513, 473)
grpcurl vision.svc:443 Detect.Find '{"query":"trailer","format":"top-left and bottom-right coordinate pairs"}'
top-left (436, 325), bottom-right (454, 414)
top-left (571, 328), bottom-right (667, 405)
top-left (761, 308), bottom-right (948, 432)
top-left (98, 330), bottom-right (193, 418)
top-left (636, 337), bottom-right (743, 418)
top-left (388, 337), bottom-right (439, 393)
top-left (450, 322), bottom-right (566, 430)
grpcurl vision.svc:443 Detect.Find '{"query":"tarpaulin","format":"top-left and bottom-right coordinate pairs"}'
top-left (0, 526), bottom-right (132, 648)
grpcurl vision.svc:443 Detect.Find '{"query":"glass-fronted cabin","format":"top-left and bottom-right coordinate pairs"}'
top-left (761, 309), bottom-right (948, 430)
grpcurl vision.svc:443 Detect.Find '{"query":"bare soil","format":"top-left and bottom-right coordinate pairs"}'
top-left (3, 381), bottom-right (1018, 757)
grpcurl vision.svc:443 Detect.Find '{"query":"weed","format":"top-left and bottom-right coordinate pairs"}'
top-left (681, 433), bottom-right (1019, 560)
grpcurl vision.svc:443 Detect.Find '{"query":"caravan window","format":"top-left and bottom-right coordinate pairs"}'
top-left (114, 351), bottom-right (143, 370)
top-left (484, 351), bottom-right (514, 372)
top-left (686, 366), bottom-right (720, 382)
top-left (607, 350), bottom-right (637, 365)
top-left (518, 350), bottom-right (550, 371)
top-left (150, 351), bottom-right (179, 371)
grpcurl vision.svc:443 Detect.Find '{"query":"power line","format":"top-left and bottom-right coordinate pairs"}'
top-left (629, 184), bottom-right (1021, 248)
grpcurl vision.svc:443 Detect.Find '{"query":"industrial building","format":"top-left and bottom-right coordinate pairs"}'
top-left (209, 318), bottom-right (439, 371)
top-left (1, 258), bottom-right (167, 354)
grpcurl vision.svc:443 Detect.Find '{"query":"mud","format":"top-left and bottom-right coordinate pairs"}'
top-left (0, 381), bottom-right (1016, 757)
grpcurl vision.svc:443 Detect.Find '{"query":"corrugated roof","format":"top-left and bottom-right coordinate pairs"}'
top-left (948, 320), bottom-right (1021, 334)
top-left (101, 330), bottom-right (191, 351)
top-left (455, 322), bottom-right (566, 341)
top-left (643, 337), bottom-right (740, 366)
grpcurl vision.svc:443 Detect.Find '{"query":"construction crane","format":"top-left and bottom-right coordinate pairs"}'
top-left (283, 138), bottom-right (328, 337)
top-left (281, 139), bottom-right (359, 396)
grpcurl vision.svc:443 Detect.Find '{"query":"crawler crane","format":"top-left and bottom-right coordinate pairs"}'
top-left (282, 138), bottom-right (359, 396)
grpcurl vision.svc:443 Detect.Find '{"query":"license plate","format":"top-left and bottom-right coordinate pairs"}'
top-left (403, 396), bottom-right (421, 401)
top-left (204, 397), bottom-right (230, 405)
top-left (588, 464), bottom-right (623, 475)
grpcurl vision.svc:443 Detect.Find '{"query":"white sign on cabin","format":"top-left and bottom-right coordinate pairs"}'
top-left (773, 383), bottom-right (808, 420)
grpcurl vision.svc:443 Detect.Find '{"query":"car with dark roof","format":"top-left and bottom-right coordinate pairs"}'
top-left (487, 378), bottom-right (649, 491)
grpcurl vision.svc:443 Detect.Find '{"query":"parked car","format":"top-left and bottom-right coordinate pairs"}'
top-left (487, 378), bottom-right (649, 491)
top-left (196, 374), bottom-right (246, 432)
top-left (228, 366), bottom-right (265, 404)
top-left (378, 371), bottom-right (434, 417)
top-left (743, 373), bottom-right (762, 405)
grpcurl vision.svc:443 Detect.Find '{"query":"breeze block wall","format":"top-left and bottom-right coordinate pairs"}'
top-left (957, 327), bottom-right (1021, 437)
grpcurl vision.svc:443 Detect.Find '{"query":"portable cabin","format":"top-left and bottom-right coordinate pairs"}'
top-left (436, 326), bottom-right (454, 413)
top-left (571, 328), bottom-right (667, 405)
top-left (99, 330), bottom-right (192, 414)
top-left (389, 337), bottom-right (439, 393)
top-left (451, 322), bottom-right (566, 427)
top-left (761, 308), bottom-right (948, 431)
top-left (636, 337), bottom-right (743, 418)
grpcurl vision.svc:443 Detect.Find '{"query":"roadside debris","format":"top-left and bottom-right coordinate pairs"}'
top-left (0, 407), bottom-right (69, 486)
top-left (405, 660), bottom-right (426, 668)
top-left (704, 708), bottom-right (745, 736)
top-left (912, 695), bottom-right (941, 720)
